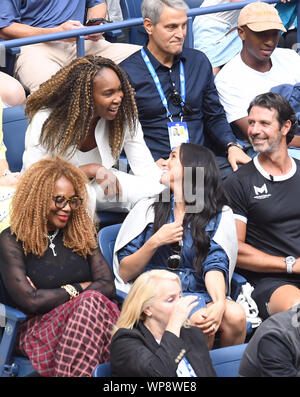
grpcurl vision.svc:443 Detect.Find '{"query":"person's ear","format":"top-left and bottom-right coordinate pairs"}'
top-left (238, 26), bottom-right (246, 40)
top-left (281, 119), bottom-right (292, 137)
top-left (143, 306), bottom-right (153, 318)
top-left (144, 18), bottom-right (154, 36)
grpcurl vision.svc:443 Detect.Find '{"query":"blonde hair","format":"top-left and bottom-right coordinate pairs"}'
top-left (10, 157), bottom-right (97, 258)
top-left (112, 270), bottom-right (182, 335)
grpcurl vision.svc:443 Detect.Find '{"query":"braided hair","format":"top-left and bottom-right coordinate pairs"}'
top-left (25, 55), bottom-right (138, 159)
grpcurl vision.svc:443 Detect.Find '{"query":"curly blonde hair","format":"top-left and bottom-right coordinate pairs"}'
top-left (25, 55), bottom-right (138, 159)
top-left (10, 157), bottom-right (97, 258)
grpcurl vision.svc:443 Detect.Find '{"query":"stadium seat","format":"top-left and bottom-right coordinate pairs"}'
top-left (93, 343), bottom-right (247, 377)
top-left (2, 105), bottom-right (28, 172)
top-left (119, 0), bottom-right (147, 45)
top-left (185, 0), bottom-right (204, 7)
top-left (209, 343), bottom-right (247, 377)
top-left (93, 362), bottom-right (111, 377)
top-left (0, 279), bottom-right (36, 377)
top-left (98, 223), bottom-right (127, 301)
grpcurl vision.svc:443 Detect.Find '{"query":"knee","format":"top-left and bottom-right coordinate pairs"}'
top-left (222, 301), bottom-right (246, 331)
top-left (0, 80), bottom-right (26, 107)
top-left (0, 71), bottom-right (26, 106)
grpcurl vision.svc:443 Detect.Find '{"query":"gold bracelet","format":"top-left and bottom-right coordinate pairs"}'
top-left (61, 284), bottom-right (80, 300)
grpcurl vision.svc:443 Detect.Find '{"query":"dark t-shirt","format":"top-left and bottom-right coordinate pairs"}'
top-left (224, 156), bottom-right (300, 281)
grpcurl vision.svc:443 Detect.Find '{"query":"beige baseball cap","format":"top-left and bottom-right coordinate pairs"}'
top-left (238, 1), bottom-right (286, 32)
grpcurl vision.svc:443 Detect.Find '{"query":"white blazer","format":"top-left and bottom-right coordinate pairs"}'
top-left (22, 109), bottom-right (164, 208)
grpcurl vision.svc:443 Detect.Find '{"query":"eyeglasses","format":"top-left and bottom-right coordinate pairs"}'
top-left (166, 240), bottom-right (183, 270)
top-left (52, 195), bottom-right (83, 210)
top-left (170, 90), bottom-right (195, 116)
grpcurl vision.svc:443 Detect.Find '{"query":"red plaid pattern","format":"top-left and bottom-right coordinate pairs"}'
top-left (15, 290), bottom-right (120, 377)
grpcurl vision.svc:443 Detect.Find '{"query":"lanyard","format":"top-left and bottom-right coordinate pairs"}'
top-left (141, 48), bottom-right (186, 121)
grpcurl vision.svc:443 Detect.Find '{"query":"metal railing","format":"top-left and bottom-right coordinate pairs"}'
top-left (0, 0), bottom-right (299, 65)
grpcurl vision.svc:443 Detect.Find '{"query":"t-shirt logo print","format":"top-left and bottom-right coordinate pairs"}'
top-left (253, 184), bottom-right (271, 200)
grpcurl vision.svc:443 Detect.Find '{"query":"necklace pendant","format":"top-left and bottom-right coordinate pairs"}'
top-left (49, 242), bottom-right (57, 257)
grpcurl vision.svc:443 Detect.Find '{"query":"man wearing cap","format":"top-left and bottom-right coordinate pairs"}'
top-left (215, 1), bottom-right (300, 149)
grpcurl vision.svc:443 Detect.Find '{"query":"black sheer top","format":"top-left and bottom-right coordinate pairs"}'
top-left (0, 227), bottom-right (116, 314)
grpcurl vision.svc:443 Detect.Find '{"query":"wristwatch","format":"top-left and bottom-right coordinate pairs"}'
top-left (285, 256), bottom-right (296, 273)
top-left (226, 141), bottom-right (244, 152)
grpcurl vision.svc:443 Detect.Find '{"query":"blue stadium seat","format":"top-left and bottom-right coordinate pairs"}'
top-left (93, 343), bottom-right (247, 377)
top-left (119, 0), bottom-right (147, 45)
top-left (93, 362), bottom-right (111, 377)
top-left (209, 343), bottom-right (247, 377)
top-left (98, 223), bottom-right (127, 301)
top-left (0, 279), bottom-right (36, 377)
top-left (2, 105), bottom-right (28, 172)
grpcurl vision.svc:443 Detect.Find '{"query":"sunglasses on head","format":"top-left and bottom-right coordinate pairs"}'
top-left (166, 240), bottom-right (183, 270)
top-left (170, 90), bottom-right (195, 116)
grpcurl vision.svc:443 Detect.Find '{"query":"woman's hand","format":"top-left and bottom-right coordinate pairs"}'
top-left (95, 166), bottom-right (120, 196)
top-left (79, 163), bottom-right (120, 196)
top-left (190, 301), bottom-right (225, 335)
top-left (151, 221), bottom-right (183, 248)
top-left (166, 295), bottom-right (199, 337)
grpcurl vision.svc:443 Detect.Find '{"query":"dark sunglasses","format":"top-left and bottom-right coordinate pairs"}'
top-left (167, 240), bottom-right (183, 270)
top-left (52, 195), bottom-right (83, 210)
top-left (170, 90), bottom-right (195, 116)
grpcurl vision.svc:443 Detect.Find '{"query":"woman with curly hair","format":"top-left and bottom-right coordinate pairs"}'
top-left (113, 143), bottom-right (246, 349)
top-left (0, 157), bottom-right (120, 377)
top-left (22, 55), bottom-right (162, 212)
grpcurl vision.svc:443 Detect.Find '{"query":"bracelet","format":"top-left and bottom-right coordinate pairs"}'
top-left (61, 284), bottom-right (80, 300)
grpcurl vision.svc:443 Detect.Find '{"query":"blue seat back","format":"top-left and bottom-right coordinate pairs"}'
top-left (93, 343), bottom-right (247, 377)
top-left (98, 223), bottom-right (122, 269)
top-left (120, 0), bottom-right (147, 45)
top-left (0, 279), bottom-right (36, 377)
top-left (2, 105), bottom-right (28, 172)
top-left (185, 0), bottom-right (204, 8)
top-left (209, 343), bottom-right (247, 377)
top-left (93, 362), bottom-right (111, 377)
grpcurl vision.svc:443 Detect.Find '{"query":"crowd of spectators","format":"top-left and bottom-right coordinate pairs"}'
top-left (1, 0), bottom-right (300, 378)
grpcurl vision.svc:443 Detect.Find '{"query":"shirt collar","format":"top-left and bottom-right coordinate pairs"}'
top-left (143, 45), bottom-right (185, 71)
top-left (253, 154), bottom-right (297, 181)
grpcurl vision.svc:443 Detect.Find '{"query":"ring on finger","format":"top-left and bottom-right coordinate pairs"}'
top-left (211, 324), bottom-right (216, 330)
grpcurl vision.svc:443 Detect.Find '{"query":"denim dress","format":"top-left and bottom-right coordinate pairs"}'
top-left (117, 205), bottom-right (229, 303)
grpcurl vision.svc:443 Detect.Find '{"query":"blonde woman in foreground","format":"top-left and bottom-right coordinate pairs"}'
top-left (110, 269), bottom-right (216, 377)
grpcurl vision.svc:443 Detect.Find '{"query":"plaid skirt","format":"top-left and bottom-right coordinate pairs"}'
top-left (15, 290), bottom-right (120, 377)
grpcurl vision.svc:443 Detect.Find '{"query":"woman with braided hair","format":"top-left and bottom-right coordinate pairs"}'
top-left (0, 157), bottom-right (120, 377)
top-left (22, 55), bottom-right (162, 213)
